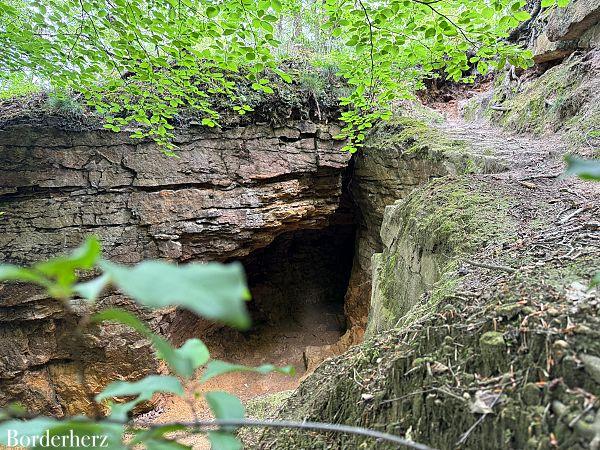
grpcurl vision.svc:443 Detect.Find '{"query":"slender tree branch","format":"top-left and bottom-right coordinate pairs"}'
top-left (356, 0), bottom-right (376, 105)
top-left (134, 418), bottom-right (436, 449)
top-left (412, 0), bottom-right (476, 45)
top-left (0, 414), bottom-right (437, 450)
top-left (508, 0), bottom-right (542, 42)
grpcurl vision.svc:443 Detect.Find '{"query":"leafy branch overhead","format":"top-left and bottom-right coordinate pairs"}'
top-left (1, 0), bottom-right (540, 152)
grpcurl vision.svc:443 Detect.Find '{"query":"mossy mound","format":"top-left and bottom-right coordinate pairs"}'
top-left (368, 177), bottom-right (515, 336)
top-left (259, 173), bottom-right (600, 450)
top-left (367, 116), bottom-right (468, 160)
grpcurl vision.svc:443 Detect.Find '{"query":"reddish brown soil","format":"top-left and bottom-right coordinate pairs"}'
top-left (138, 308), bottom-right (344, 449)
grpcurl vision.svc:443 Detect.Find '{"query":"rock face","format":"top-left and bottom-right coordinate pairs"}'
top-left (533, 0), bottom-right (600, 63)
top-left (0, 115), bottom-right (350, 415)
top-left (260, 113), bottom-right (600, 450)
top-left (546, 0), bottom-right (600, 42)
top-left (0, 121), bottom-right (349, 264)
top-left (347, 115), bottom-right (509, 334)
top-left (532, 32), bottom-right (578, 64)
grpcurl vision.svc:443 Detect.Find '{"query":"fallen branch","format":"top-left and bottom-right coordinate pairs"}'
top-left (464, 259), bottom-right (517, 273)
top-left (559, 206), bottom-right (589, 224)
top-left (518, 173), bottom-right (561, 181)
top-left (518, 180), bottom-right (538, 189)
top-left (490, 104), bottom-right (511, 111)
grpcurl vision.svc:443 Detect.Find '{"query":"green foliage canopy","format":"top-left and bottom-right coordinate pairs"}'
top-left (0, 0), bottom-right (540, 152)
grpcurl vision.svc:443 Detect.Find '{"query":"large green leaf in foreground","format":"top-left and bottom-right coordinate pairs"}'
top-left (565, 156), bottom-right (600, 181)
top-left (100, 260), bottom-right (251, 329)
top-left (93, 309), bottom-right (210, 378)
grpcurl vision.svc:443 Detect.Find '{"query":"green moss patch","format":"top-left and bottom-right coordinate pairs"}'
top-left (368, 176), bottom-right (515, 338)
top-left (367, 117), bottom-right (469, 160)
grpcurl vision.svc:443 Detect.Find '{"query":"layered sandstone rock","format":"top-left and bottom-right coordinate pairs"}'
top-left (0, 114), bottom-right (350, 415)
top-left (533, 0), bottom-right (600, 63)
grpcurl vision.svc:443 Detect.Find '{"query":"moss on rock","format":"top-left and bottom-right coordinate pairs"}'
top-left (367, 116), bottom-right (469, 161)
top-left (367, 177), bottom-right (514, 336)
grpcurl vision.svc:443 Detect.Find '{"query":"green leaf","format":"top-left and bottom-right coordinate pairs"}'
top-left (0, 265), bottom-right (48, 284)
top-left (591, 272), bottom-right (600, 288)
top-left (206, 6), bottom-right (219, 18)
top-left (106, 395), bottom-right (151, 422)
top-left (74, 274), bottom-right (110, 301)
top-left (205, 391), bottom-right (244, 434)
top-left (208, 431), bottom-right (242, 450)
top-left (173, 339), bottom-right (210, 372)
top-left (564, 156), bottom-right (600, 181)
top-left (99, 376), bottom-right (186, 422)
top-left (93, 308), bottom-right (152, 334)
top-left (275, 69), bottom-right (292, 83)
top-left (93, 309), bottom-right (210, 378)
top-left (131, 425), bottom-right (187, 446)
top-left (0, 237), bottom-right (102, 298)
top-left (96, 375), bottom-right (184, 401)
top-left (477, 61), bottom-right (489, 75)
top-left (99, 260), bottom-right (251, 329)
top-left (513, 10), bottom-right (531, 21)
top-left (35, 236), bottom-right (101, 287)
top-left (201, 360), bottom-right (295, 382)
top-left (205, 391), bottom-right (245, 421)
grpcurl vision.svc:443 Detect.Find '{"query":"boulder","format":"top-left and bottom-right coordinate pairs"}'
top-left (532, 31), bottom-right (578, 63)
top-left (546, 0), bottom-right (600, 42)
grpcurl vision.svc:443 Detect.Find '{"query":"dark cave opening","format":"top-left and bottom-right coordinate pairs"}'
top-left (152, 169), bottom-right (361, 420)
top-left (166, 222), bottom-right (356, 397)
top-left (196, 221), bottom-right (357, 372)
top-left (151, 221), bottom-right (358, 422)
top-left (241, 223), bottom-right (356, 338)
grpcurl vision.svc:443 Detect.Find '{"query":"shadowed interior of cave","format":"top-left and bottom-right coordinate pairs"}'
top-left (200, 223), bottom-right (356, 372)
top-left (243, 223), bottom-right (355, 337)
top-left (149, 221), bottom-right (358, 424)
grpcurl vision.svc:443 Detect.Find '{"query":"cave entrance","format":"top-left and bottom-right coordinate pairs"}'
top-left (203, 222), bottom-right (356, 376)
top-left (154, 214), bottom-right (356, 432)
top-left (150, 221), bottom-right (357, 428)
top-left (245, 224), bottom-right (355, 335)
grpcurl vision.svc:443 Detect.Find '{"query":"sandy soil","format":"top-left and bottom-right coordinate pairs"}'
top-left (137, 302), bottom-right (344, 449)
